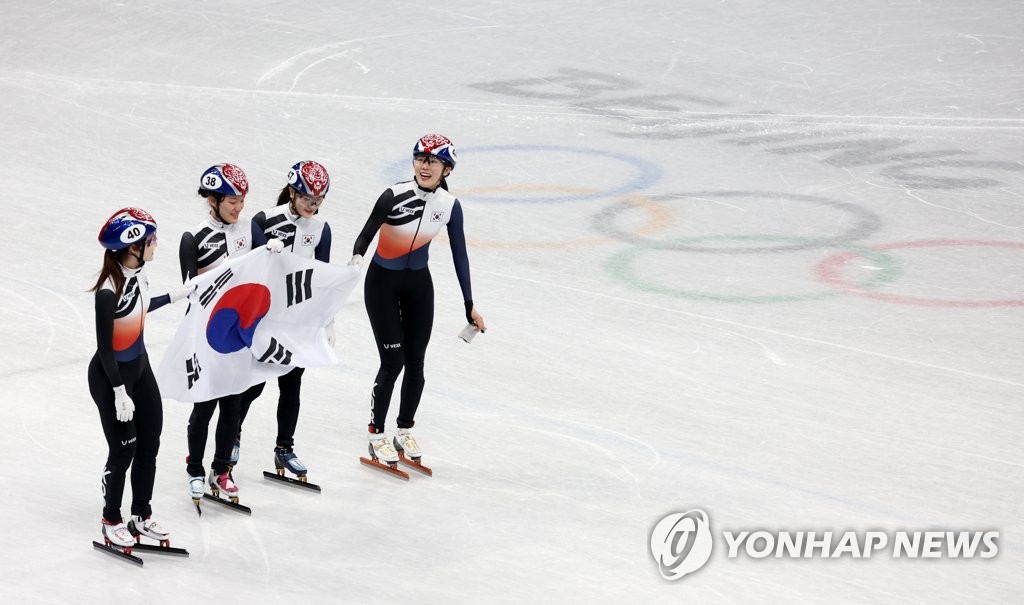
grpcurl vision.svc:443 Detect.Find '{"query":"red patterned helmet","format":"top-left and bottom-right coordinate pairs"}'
top-left (98, 207), bottom-right (157, 250)
top-left (200, 164), bottom-right (249, 196)
top-left (413, 134), bottom-right (457, 169)
top-left (287, 160), bottom-right (330, 196)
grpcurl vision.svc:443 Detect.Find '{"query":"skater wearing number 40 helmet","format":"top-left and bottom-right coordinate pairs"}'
top-left (238, 160), bottom-right (333, 483)
top-left (88, 208), bottom-right (191, 552)
top-left (179, 164), bottom-right (274, 507)
top-left (350, 134), bottom-right (486, 475)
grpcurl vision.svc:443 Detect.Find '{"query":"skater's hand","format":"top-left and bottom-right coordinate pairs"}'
top-left (465, 301), bottom-right (486, 333)
top-left (266, 239), bottom-right (285, 253)
top-left (347, 254), bottom-right (363, 267)
top-left (168, 281), bottom-right (195, 303)
top-left (112, 385), bottom-right (134, 422)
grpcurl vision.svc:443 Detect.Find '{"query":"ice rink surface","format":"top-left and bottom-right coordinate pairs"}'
top-left (1, 1), bottom-right (1021, 603)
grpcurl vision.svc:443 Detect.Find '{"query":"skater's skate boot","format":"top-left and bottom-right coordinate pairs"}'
top-left (187, 475), bottom-right (205, 503)
top-left (273, 446), bottom-right (308, 480)
top-left (368, 432), bottom-right (400, 467)
top-left (101, 518), bottom-right (136, 550)
top-left (128, 515), bottom-right (170, 547)
top-left (208, 469), bottom-right (239, 503)
top-left (393, 428), bottom-right (422, 460)
top-left (229, 438), bottom-right (241, 470)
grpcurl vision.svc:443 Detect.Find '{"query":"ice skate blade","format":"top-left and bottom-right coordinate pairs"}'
top-left (359, 456), bottom-right (410, 481)
top-left (201, 493), bottom-right (252, 515)
top-left (398, 453), bottom-right (433, 476)
top-left (263, 470), bottom-right (322, 492)
top-left (92, 541), bottom-right (143, 567)
top-left (131, 542), bottom-right (190, 557)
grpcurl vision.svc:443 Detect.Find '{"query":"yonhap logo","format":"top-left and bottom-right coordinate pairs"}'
top-left (649, 506), bottom-right (1000, 583)
top-left (650, 509), bottom-right (713, 581)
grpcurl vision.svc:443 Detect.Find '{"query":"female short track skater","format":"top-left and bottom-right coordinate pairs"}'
top-left (179, 163), bottom-right (272, 503)
top-left (350, 134), bottom-right (486, 467)
top-left (89, 207), bottom-right (189, 549)
top-left (238, 160), bottom-right (332, 480)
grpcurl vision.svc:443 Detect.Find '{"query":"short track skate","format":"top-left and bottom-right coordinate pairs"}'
top-left (359, 454), bottom-right (410, 480)
top-left (397, 452), bottom-right (433, 476)
top-left (263, 468), bottom-right (322, 492)
top-left (201, 474), bottom-right (252, 515)
top-left (202, 492), bottom-right (252, 515)
top-left (92, 540), bottom-right (143, 567)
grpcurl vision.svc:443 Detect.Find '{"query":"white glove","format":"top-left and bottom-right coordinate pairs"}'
top-left (168, 283), bottom-right (195, 303)
top-left (347, 254), bottom-right (363, 267)
top-left (325, 319), bottom-right (336, 347)
top-left (266, 239), bottom-right (285, 253)
top-left (112, 385), bottom-right (135, 422)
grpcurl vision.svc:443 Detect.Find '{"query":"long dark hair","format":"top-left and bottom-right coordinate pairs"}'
top-left (276, 185), bottom-right (290, 206)
top-left (89, 248), bottom-right (132, 300)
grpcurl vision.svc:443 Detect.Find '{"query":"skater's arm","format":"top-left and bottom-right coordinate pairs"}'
top-left (148, 293), bottom-right (171, 312)
top-left (251, 219), bottom-right (268, 247)
top-left (447, 201), bottom-right (485, 332)
top-left (315, 222), bottom-right (332, 263)
top-left (179, 231), bottom-right (198, 282)
top-left (446, 201), bottom-right (473, 304)
top-left (352, 189), bottom-right (393, 257)
top-left (94, 289), bottom-right (124, 387)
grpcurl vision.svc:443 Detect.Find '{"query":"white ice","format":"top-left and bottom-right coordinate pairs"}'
top-left (0, 1), bottom-right (1022, 603)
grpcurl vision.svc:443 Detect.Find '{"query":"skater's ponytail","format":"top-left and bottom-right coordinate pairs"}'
top-left (89, 249), bottom-right (129, 299)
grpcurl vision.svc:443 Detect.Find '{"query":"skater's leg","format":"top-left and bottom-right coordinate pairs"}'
top-left (128, 361), bottom-right (162, 519)
top-left (397, 269), bottom-right (434, 430)
top-left (88, 355), bottom-right (136, 523)
top-left (186, 400), bottom-right (217, 476)
top-left (230, 382), bottom-right (264, 467)
top-left (211, 393), bottom-right (241, 475)
top-left (275, 367), bottom-right (304, 448)
top-left (364, 263), bottom-right (405, 433)
top-left (238, 382), bottom-right (265, 433)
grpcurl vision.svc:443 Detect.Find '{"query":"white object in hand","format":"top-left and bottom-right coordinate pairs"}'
top-left (266, 239), bottom-right (285, 253)
top-left (347, 254), bottom-right (363, 267)
top-left (458, 323), bottom-right (479, 344)
top-left (112, 385), bottom-right (135, 422)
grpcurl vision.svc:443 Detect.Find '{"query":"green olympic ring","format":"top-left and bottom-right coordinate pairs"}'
top-left (605, 235), bottom-right (902, 304)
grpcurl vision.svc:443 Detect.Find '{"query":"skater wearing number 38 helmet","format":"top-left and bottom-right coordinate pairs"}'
top-left (179, 164), bottom-right (270, 507)
top-left (350, 134), bottom-right (486, 476)
top-left (88, 208), bottom-right (191, 552)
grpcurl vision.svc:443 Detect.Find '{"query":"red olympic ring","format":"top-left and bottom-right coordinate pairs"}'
top-left (817, 239), bottom-right (1024, 308)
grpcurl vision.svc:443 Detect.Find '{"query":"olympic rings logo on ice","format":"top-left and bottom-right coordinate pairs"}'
top-left (393, 144), bottom-right (1024, 308)
top-left (385, 144), bottom-right (663, 204)
top-left (650, 509), bottom-right (714, 581)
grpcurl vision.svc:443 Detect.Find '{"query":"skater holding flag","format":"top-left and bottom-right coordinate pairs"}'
top-left (88, 207), bottom-right (190, 556)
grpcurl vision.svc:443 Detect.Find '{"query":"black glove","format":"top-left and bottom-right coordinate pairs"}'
top-left (465, 300), bottom-right (475, 324)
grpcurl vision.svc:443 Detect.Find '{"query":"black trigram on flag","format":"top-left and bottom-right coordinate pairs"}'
top-left (257, 337), bottom-right (293, 365)
top-left (286, 269), bottom-right (313, 306)
top-left (199, 268), bottom-right (234, 307)
top-left (186, 353), bottom-right (202, 388)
